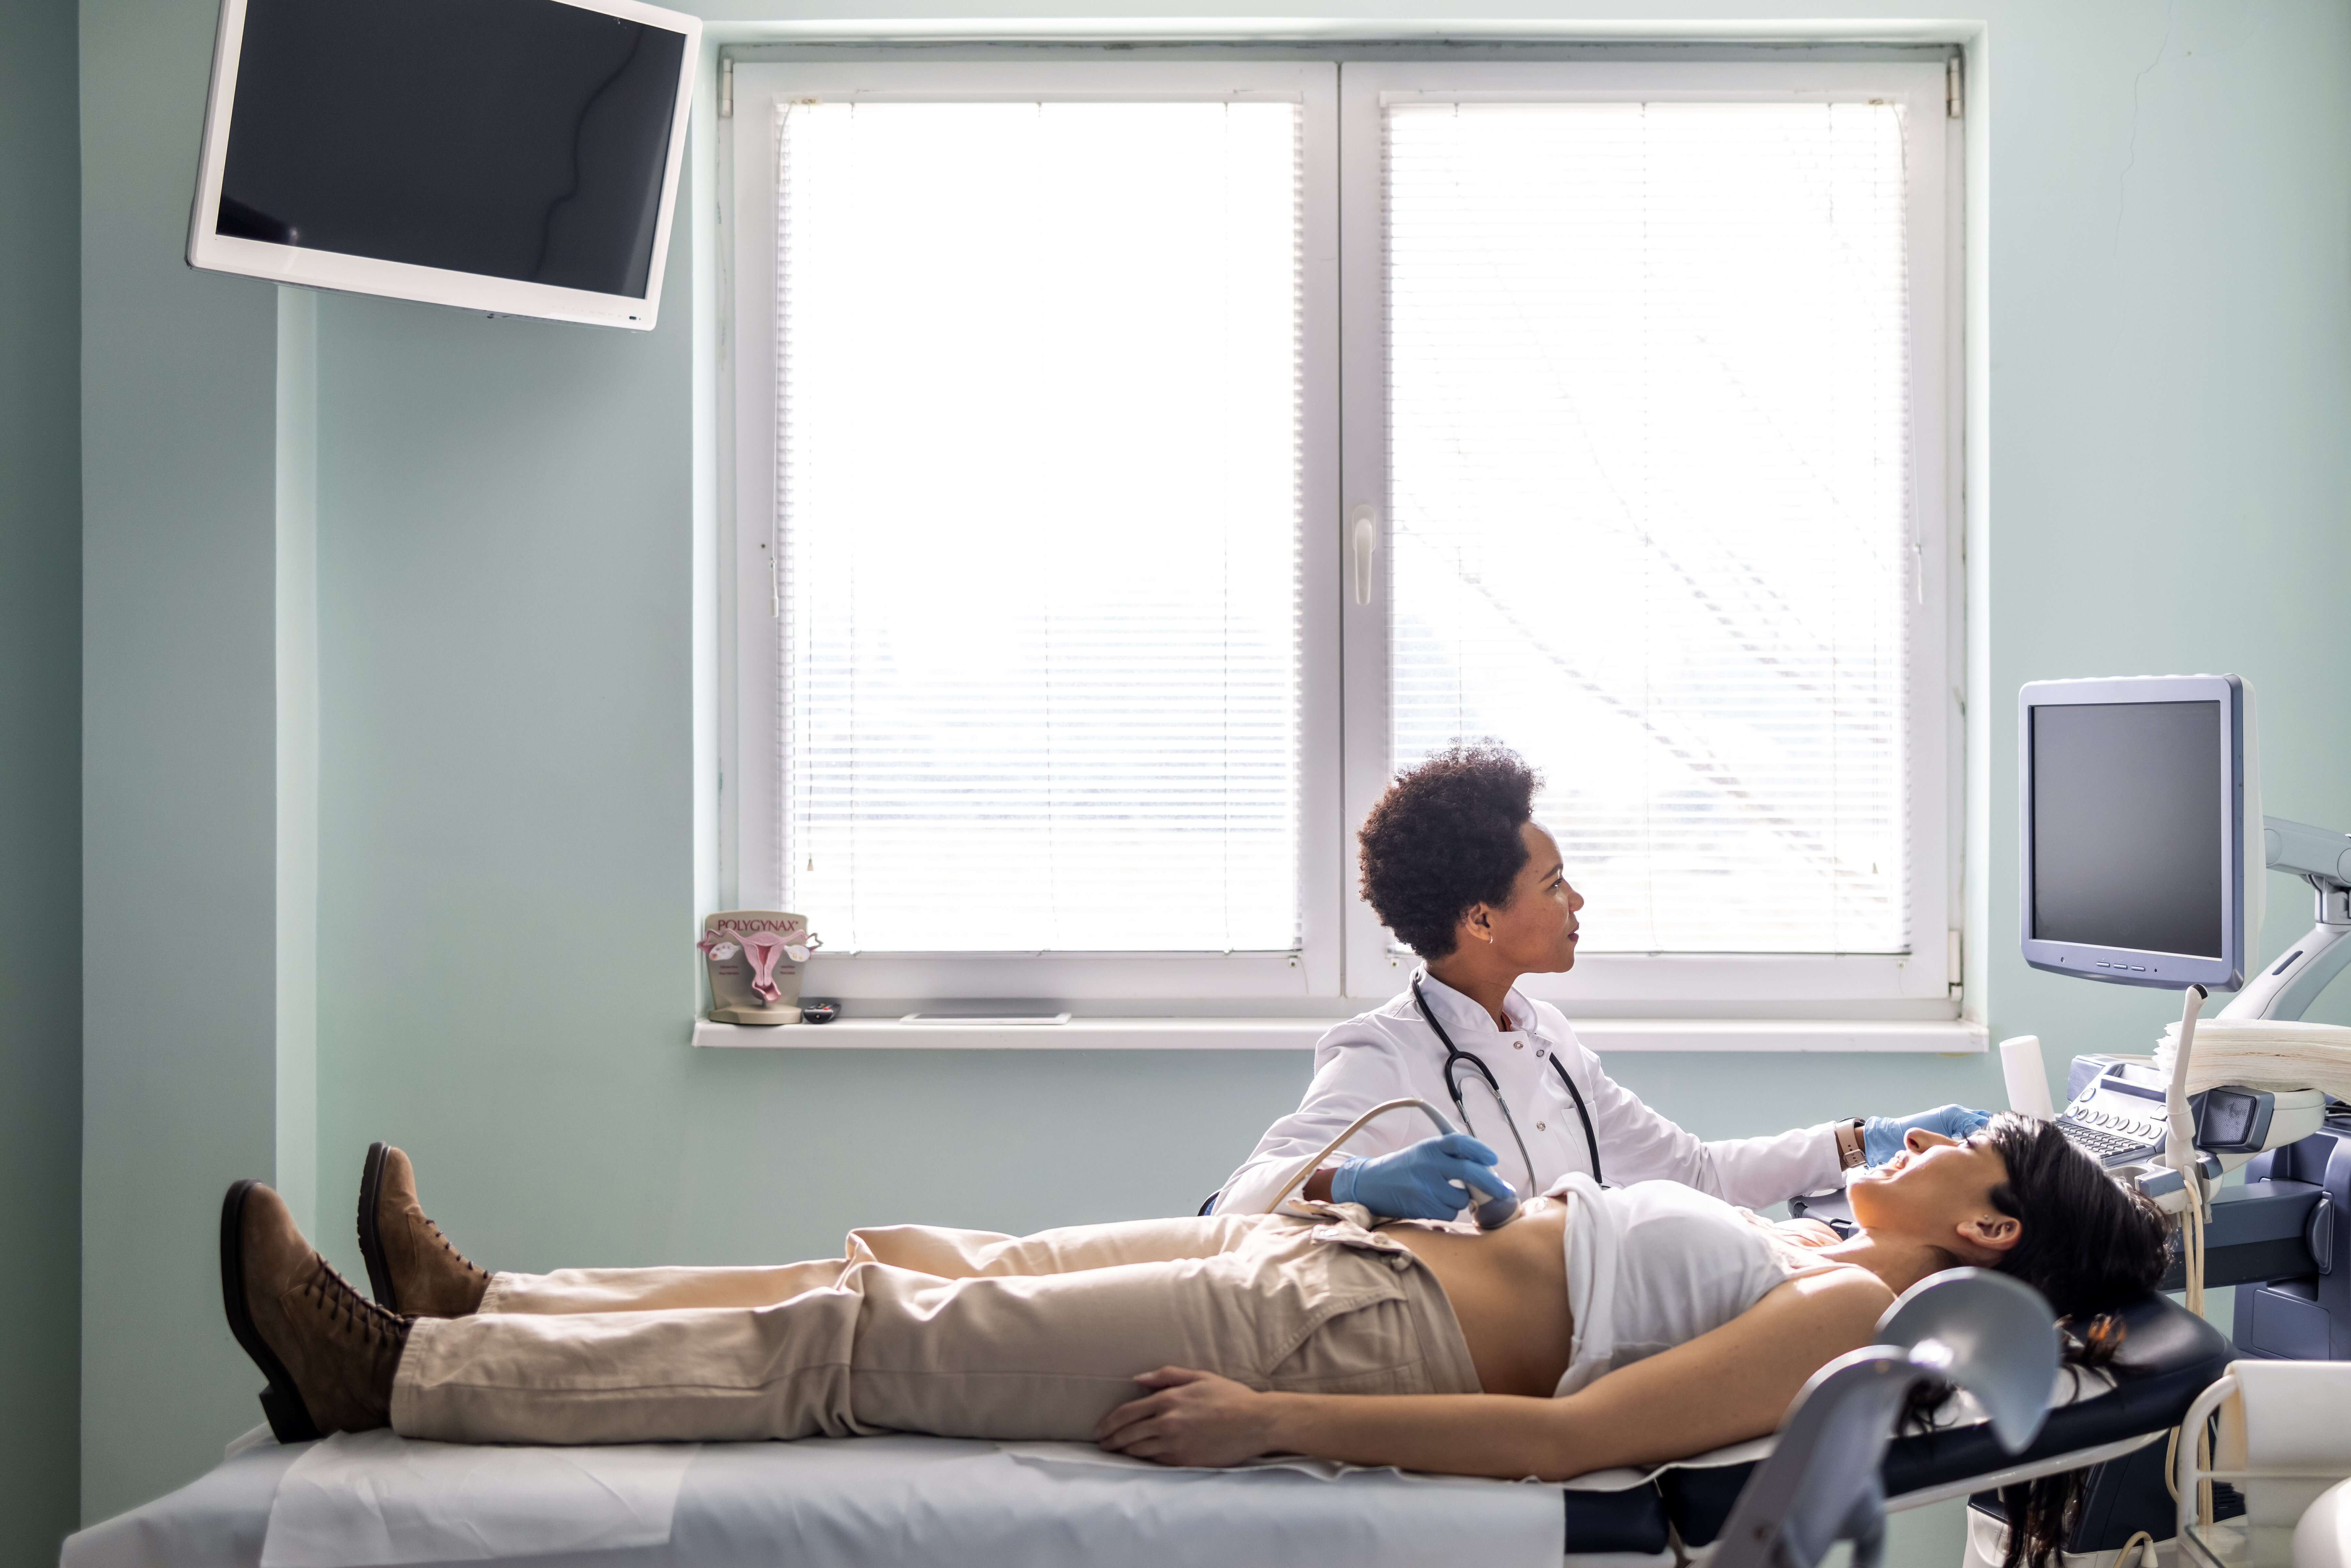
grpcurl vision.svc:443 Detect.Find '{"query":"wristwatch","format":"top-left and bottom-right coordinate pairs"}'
top-left (1834, 1119), bottom-right (1869, 1171)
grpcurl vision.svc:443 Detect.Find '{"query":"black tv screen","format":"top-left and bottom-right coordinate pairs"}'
top-left (190, 0), bottom-right (698, 327)
top-left (2031, 700), bottom-right (2223, 957)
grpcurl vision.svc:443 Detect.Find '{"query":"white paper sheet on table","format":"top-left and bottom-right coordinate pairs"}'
top-left (725, 1434), bottom-right (1567, 1568)
top-left (260, 1431), bottom-right (698, 1568)
top-left (242, 1432), bottom-right (1565, 1568)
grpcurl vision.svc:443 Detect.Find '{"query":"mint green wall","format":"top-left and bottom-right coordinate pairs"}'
top-left (78, 0), bottom-right (283, 1524)
top-left (0, 0), bottom-right (83, 1560)
top-left (73, 7), bottom-right (2351, 1568)
top-left (1983, 0), bottom-right (2351, 1063)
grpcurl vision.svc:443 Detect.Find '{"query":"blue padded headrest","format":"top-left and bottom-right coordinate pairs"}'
top-left (1564, 1485), bottom-right (1670, 1555)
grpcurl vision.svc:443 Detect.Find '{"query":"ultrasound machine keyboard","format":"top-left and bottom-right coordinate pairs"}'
top-left (2059, 1116), bottom-right (2162, 1163)
top-left (2057, 1063), bottom-right (2171, 1167)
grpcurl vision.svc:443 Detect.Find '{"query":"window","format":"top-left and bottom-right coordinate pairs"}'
top-left (723, 54), bottom-right (1957, 1016)
top-left (778, 98), bottom-right (1304, 956)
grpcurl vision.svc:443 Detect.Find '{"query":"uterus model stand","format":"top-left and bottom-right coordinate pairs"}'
top-left (701, 910), bottom-right (822, 1025)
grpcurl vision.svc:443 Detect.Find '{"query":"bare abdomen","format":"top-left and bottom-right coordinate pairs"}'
top-left (1385, 1199), bottom-right (1575, 1397)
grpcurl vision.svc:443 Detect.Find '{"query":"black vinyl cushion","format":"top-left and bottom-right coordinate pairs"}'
top-left (1661, 1290), bottom-right (2233, 1548)
top-left (1565, 1483), bottom-right (1671, 1554)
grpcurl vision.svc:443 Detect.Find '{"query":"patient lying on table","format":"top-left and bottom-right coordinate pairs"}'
top-left (224, 1116), bottom-right (2160, 1495)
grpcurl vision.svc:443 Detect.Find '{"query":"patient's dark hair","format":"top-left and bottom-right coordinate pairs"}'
top-left (1949, 1115), bottom-right (2172, 1568)
top-left (1357, 745), bottom-right (1541, 959)
top-left (1982, 1114), bottom-right (2169, 1323)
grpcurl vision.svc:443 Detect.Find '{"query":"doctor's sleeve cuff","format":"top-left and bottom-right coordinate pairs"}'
top-left (1699, 1120), bottom-right (1853, 1209)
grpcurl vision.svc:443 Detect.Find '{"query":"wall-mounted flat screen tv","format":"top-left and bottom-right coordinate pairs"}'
top-left (187, 0), bottom-right (700, 330)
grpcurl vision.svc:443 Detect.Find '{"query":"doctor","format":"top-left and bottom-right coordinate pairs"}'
top-left (1214, 746), bottom-right (1988, 1220)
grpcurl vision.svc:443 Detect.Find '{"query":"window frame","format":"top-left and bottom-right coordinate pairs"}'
top-left (1339, 60), bottom-right (1960, 1013)
top-left (718, 50), bottom-right (1963, 1020)
top-left (720, 59), bottom-right (1346, 1004)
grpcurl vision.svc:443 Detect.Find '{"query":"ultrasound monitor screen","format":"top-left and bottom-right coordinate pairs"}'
top-left (2031, 700), bottom-right (2223, 957)
top-left (216, 0), bottom-right (685, 299)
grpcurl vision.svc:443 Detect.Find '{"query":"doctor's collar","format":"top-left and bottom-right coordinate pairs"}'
top-left (1411, 967), bottom-right (1539, 1036)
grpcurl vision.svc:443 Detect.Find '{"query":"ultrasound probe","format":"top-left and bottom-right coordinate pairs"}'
top-left (1259, 1097), bottom-right (1523, 1230)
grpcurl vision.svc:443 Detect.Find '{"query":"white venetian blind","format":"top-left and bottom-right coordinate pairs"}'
top-left (775, 99), bottom-right (1304, 954)
top-left (1386, 101), bottom-right (1913, 954)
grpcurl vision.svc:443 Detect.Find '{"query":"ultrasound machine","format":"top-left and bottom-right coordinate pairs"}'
top-left (2019, 677), bottom-right (2348, 1334)
top-left (1973, 677), bottom-right (2351, 1557)
top-left (1775, 675), bottom-right (2351, 1564)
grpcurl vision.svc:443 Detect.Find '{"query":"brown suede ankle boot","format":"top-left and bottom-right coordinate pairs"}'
top-left (357, 1143), bottom-right (490, 1317)
top-left (220, 1180), bottom-right (408, 1442)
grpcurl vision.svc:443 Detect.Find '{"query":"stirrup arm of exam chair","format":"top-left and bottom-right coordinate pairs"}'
top-left (1707, 1271), bottom-right (2062, 1568)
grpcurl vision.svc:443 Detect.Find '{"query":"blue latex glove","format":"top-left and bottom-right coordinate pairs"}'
top-left (1329, 1134), bottom-right (1509, 1219)
top-left (1863, 1104), bottom-right (1994, 1166)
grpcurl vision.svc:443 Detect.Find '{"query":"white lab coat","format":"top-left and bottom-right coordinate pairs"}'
top-left (1215, 970), bottom-right (1845, 1217)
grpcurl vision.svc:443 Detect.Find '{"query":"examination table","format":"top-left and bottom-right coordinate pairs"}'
top-left (63, 1290), bottom-right (2227, 1568)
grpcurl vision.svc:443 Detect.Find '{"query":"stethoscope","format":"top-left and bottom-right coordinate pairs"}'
top-left (1411, 974), bottom-right (1604, 1192)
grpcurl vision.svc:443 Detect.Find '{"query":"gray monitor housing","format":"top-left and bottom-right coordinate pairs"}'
top-left (2019, 674), bottom-right (2248, 993)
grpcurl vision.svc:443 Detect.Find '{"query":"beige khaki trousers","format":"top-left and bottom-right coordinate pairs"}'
top-left (390, 1210), bottom-right (1480, 1446)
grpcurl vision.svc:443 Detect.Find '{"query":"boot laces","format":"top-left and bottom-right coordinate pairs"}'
top-left (303, 1256), bottom-right (409, 1349)
top-left (420, 1213), bottom-right (486, 1280)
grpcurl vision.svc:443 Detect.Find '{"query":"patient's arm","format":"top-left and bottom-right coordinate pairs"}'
top-left (1095, 1267), bottom-right (1893, 1480)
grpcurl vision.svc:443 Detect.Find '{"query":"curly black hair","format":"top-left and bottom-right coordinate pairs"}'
top-left (1357, 745), bottom-right (1542, 959)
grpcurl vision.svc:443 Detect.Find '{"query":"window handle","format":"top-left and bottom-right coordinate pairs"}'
top-left (1351, 504), bottom-right (1378, 606)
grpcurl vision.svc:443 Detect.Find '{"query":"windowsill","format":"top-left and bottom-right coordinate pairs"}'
top-left (690, 1016), bottom-right (1988, 1053)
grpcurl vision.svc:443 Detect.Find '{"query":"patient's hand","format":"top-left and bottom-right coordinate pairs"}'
top-left (1095, 1367), bottom-right (1279, 1467)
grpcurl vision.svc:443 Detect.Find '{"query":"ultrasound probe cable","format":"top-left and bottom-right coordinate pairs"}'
top-left (1259, 1097), bottom-right (1523, 1229)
